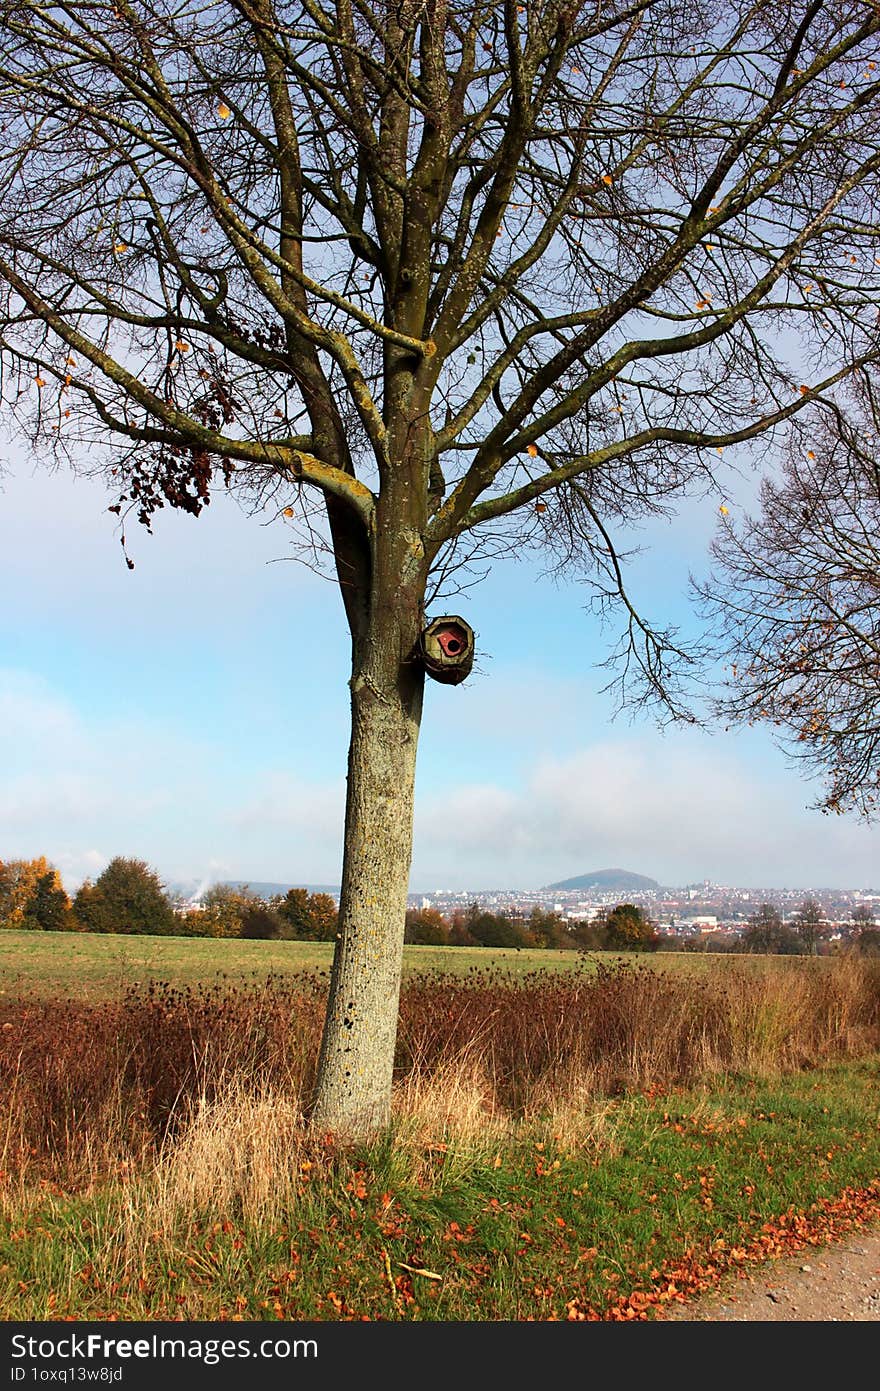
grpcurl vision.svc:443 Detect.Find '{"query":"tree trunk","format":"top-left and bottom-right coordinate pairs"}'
top-left (310, 607), bottom-right (425, 1139)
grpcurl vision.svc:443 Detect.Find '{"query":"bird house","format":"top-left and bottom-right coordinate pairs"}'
top-left (418, 615), bottom-right (475, 685)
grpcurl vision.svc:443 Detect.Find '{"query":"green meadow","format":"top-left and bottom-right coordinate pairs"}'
top-left (0, 927), bottom-right (823, 1000)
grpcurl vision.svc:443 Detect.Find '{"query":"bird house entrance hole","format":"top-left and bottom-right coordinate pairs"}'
top-left (418, 615), bottom-right (475, 685)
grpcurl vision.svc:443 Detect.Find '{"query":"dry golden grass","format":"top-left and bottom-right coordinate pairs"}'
top-left (1, 954), bottom-right (877, 1220)
top-left (149, 1082), bottom-right (308, 1228)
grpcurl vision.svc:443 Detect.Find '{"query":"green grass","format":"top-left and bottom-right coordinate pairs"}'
top-left (0, 928), bottom-right (336, 1000)
top-left (2, 1061), bottom-right (879, 1320)
top-left (0, 928), bottom-right (824, 1001)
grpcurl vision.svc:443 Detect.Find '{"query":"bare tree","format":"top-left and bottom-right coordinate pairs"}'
top-left (699, 380), bottom-right (880, 820)
top-left (794, 895), bottom-right (824, 953)
top-left (2, 0), bottom-right (880, 1137)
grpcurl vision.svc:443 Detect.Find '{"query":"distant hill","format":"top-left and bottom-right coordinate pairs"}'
top-left (543, 868), bottom-right (660, 893)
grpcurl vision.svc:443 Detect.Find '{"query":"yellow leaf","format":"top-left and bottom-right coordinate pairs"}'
top-left (65, 356), bottom-right (77, 367)
top-left (601, 174), bottom-right (613, 185)
top-left (174, 340), bottom-right (190, 352)
top-left (217, 101), bottom-right (231, 119)
top-left (34, 376), bottom-right (46, 387)
top-left (695, 299), bottom-right (711, 309)
top-left (113, 242), bottom-right (128, 254)
top-left (282, 507), bottom-right (294, 518)
top-left (526, 443), bottom-right (538, 456)
top-left (719, 504), bottom-right (728, 515)
top-left (807, 450), bottom-right (815, 459)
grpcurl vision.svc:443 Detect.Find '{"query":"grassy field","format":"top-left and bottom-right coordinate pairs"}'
top-left (0, 927), bottom-right (830, 1000)
top-left (2, 936), bottom-right (878, 1320)
top-left (2, 1061), bottom-right (880, 1320)
top-left (0, 928), bottom-right (340, 1000)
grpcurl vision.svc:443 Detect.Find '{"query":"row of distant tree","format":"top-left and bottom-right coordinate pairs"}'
top-left (0, 856), bottom-right (662, 949)
top-left (408, 900), bottom-right (880, 955)
top-left (0, 857), bottom-right (338, 941)
top-left (3, 857), bottom-right (879, 956)
top-left (693, 900), bottom-right (880, 957)
top-left (405, 902), bottom-right (661, 952)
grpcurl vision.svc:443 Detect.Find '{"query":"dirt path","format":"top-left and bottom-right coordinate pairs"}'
top-left (663, 1226), bottom-right (880, 1320)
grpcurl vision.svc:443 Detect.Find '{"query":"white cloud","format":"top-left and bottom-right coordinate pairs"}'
top-left (411, 732), bottom-right (880, 890)
top-left (231, 771), bottom-right (345, 835)
top-left (0, 668), bottom-right (218, 882)
top-left (227, 772), bottom-right (346, 883)
top-left (2, 664), bottom-right (878, 896)
top-left (53, 848), bottom-right (108, 891)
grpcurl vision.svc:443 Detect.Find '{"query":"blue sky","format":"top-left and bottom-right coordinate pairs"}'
top-left (2, 445), bottom-right (879, 894)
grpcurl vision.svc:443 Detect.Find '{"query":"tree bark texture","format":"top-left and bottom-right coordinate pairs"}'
top-left (310, 601), bottom-right (425, 1138)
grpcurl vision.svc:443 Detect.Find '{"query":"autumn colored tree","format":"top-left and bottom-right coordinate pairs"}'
top-left (602, 902), bottom-right (659, 951)
top-left (22, 872), bottom-right (75, 932)
top-left (275, 888), bottom-right (339, 940)
top-left (191, 882), bottom-right (261, 937)
top-left (527, 905), bottom-right (570, 949)
top-left (3, 1), bottom-right (880, 1135)
top-left (73, 857), bottom-right (176, 935)
top-left (465, 902), bottom-right (532, 948)
top-left (568, 915), bottom-right (610, 951)
top-left (700, 390), bottom-right (880, 819)
top-left (238, 900), bottom-right (286, 938)
top-left (0, 857), bottom-right (68, 929)
top-left (448, 909), bottom-right (478, 948)
top-left (404, 906), bottom-right (450, 944)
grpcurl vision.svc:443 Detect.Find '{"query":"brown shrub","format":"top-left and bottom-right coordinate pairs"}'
top-left (2, 956), bottom-right (878, 1190)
